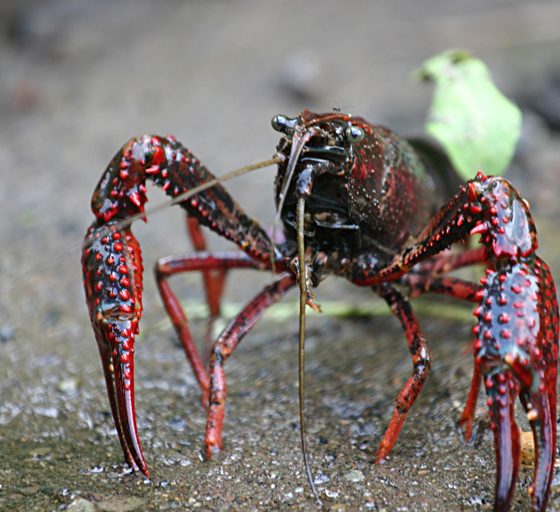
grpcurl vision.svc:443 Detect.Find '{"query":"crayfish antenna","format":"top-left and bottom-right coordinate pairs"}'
top-left (296, 197), bottom-right (322, 506)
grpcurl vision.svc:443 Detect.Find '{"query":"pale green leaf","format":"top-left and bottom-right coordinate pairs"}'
top-left (416, 50), bottom-right (521, 180)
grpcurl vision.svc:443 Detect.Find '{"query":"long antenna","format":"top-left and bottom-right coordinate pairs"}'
top-left (296, 197), bottom-right (322, 506)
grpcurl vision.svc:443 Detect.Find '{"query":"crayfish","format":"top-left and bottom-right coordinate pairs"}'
top-left (82, 110), bottom-right (558, 511)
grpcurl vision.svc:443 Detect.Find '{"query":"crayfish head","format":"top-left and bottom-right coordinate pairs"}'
top-left (272, 110), bottom-right (366, 180)
top-left (271, 110), bottom-right (369, 252)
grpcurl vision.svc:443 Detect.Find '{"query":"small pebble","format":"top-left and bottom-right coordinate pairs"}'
top-left (314, 472), bottom-right (329, 484)
top-left (19, 485), bottom-right (40, 496)
top-left (67, 497), bottom-right (97, 512)
top-left (57, 378), bottom-right (78, 394)
top-left (97, 495), bottom-right (145, 512)
top-left (0, 325), bottom-right (14, 342)
top-left (343, 469), bottom-right (365, 482)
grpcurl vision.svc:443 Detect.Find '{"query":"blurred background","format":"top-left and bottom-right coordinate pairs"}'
top-left (1, 1), bottom-right (559, 510)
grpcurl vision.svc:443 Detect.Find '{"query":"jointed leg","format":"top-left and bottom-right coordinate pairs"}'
top-left (186, 217), bottom-right (227, 317)
top-left (185, 216), bottom-right (234, 362)
top-left (413, 246), bottom-right (487, 277)
top-left (375, 283), bottom-right (431, 462)
top-left (400, 272), bottom-right (483, 439)
top-left (457, 362), bottom-right (482, 442)
top-left (205, 273), bottom-right (297, 457)
top-left (401, 274), bottom-right (481, 302)
top-left (155, 251), bottom-right (264, 400)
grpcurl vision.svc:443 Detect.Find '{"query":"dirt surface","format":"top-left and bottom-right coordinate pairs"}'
top-left (1, 1), bottom-right (560, 511)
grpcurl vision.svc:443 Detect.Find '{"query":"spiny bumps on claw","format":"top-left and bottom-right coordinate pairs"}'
top-left (82, 225), bottom-right (143, 317)
top-left (474, 263), bottom-right (540, 369)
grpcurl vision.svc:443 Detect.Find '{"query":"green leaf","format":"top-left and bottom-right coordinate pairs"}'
top-left (416, 50), bottom-right (521, 180)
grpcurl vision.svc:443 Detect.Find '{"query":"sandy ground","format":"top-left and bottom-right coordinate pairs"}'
top-left (1, 1), bottom-right (560, 510)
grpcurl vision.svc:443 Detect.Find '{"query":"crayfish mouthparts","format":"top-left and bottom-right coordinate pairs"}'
top-left (83, 113), bottom-right (558, 511)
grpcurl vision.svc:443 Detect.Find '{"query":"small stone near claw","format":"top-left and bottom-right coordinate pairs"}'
top-left (67, 497), bottom-right (97, 512)
top-left (97, 495), bottom-right (146, 512)
top-left (520, 430), bottom-right (535, 466)
top-left (0, 325), bottom-right (14, 342)
top-left (343, 469), bottom-right (365, 482)
top-left (57, 378), bottom-right (78, 395)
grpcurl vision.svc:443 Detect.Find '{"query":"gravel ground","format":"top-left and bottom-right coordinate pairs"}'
top-left (1, 1), bottom-right (560, 510)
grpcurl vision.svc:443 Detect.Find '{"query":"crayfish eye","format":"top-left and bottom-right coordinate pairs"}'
top-left (345, 125), bottom-right (365, 143)
top-left (271, 114), bottom-right (298, 135)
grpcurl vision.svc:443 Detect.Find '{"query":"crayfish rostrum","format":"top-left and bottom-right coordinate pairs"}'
top-left (82, 110), bottom-right (558, 511)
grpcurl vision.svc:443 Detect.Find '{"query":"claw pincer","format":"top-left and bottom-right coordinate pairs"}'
top-left (357, 171), bottom-right (558, 510)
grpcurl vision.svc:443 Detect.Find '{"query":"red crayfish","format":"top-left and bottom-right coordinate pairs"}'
top-left (82, 110), bottom-right (558, 511)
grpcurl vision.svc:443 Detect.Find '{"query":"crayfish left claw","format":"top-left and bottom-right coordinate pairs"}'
top-left (474, 256), bottom-right (558, 511)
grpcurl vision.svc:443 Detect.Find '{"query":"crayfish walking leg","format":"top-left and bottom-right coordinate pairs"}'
top-left (374, 283), bottom-right (431, 462)
top-left (154, 251), bottom-right (265, 405)
top-left (205, 273), bottom-right (296, 456)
